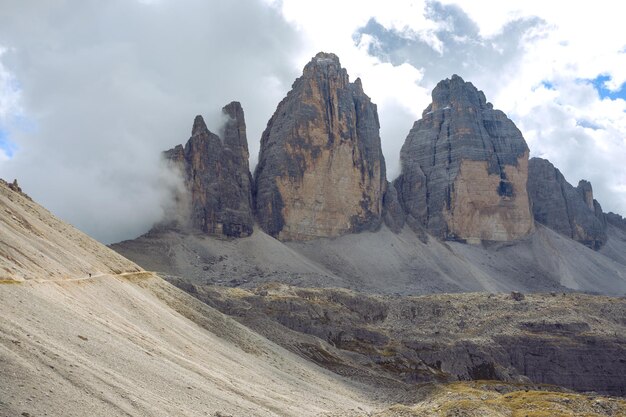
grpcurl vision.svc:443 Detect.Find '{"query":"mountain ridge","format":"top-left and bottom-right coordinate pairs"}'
top-left (119, 53), bottom-right (626, 300)
top-left (151, 56), bottom-right (623, 257)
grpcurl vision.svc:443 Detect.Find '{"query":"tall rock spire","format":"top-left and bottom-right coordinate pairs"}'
top-left (254, 52), bottom-right (387, 240)
top-left (396, 75), bottom-right (534, 242)
top-left (162, 101), bottom-right (253, 237)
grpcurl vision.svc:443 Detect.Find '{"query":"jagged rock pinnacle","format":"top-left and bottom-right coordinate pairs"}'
top-left (191, 115), bottom-right (208, 137)
top-left (528, 158), bottom-right (607, 249)
top-left (162, 104), bottom-right (253, 237)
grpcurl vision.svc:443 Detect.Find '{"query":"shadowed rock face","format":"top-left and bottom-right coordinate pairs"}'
top-left (396, 75), bottom-right (533, 242)
top-left (381, 182), bottom-right (406, 234)
top-left (254, 52), bottom-right (386, 241)
top-left (528, 157), bottom-right (607, 249)
top-left (606, 212), bottom-right (626, 231)
top-left (163, 102), bottom-right (253, 238)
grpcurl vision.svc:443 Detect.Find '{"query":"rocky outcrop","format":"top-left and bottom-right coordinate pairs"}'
top-left (254, 52), bottom-right (386, 241)
top-left (528, 158), bottom-right (607, 249)
top-left (8, 179), bottom-right (21, 193)
top-left (381, 182), bottom-right (405, 234)
top-left (180, 284), bottom-right (626, 396)
top-left (396, 75), bottom-right (534, 242)
top-left (606, 212), bottom-right (626, 231)
top-left (0, 178), bottom-right (30, 200)
top-left (163, 102), bottom-right (253, 238)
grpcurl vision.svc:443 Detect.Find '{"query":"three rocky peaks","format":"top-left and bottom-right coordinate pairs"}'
top-left (163, 52), bottom-right (614, 249)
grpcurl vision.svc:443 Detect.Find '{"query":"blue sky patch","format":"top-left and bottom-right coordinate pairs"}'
top-left (541, 80), bottom-right (555, 90)
top-left (590, 75), bottom-right (626, 100)
top-left (577, 119), bottom-right (602, 130)
top-left (0, 129), bottom-right (16, 158)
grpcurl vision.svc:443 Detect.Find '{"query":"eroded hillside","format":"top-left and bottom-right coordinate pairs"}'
top-left (168, 281), bottom-right (626, 396)
top-left (0, 180), bottom-right (376, 416)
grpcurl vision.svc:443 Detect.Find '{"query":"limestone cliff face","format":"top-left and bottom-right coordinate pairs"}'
top-left (163, 102), bottom-right (253, 237)
top-left (396, 75), bottom-right (534, 242)
top-left (254, 52), bottom-right (386, 240)
top-left (528, 157), bottom-right (607, 249)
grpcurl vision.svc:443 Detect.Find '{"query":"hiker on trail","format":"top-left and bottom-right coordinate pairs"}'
top-left (89, 273), bottom-right (92, 278)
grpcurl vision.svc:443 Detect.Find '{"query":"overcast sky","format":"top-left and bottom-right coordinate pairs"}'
top-left (0, 0), bottom-right (625, 243)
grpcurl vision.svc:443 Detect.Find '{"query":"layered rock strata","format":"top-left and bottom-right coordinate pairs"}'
top-left (180, 283), bottom-right (626, 396)
top-left (163, 102), bottom-right (253, 237)
top-left (528, 157), bottom-right (607, 249)
top-left (254, 52), bottom-right (386, 240)
top-left (396, 75), bottom-right (534, 242)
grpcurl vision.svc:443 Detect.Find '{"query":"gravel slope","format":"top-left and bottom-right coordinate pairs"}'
top-left (113, 224), bottom-right (626, 296)
top-left (0, 274), bottom-right (375, 417)
top-left (0, 180), bottom-right (374, 416)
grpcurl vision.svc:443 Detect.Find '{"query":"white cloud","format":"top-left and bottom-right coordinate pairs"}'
top-left (293, 0), bottom-right (626, 216)
top-left (0, 0), bottom-right (303, 243)
top-left (0, 47), bottom-right (22, 124)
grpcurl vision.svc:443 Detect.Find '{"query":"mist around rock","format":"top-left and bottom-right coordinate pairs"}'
top-left (0, 0), bottom-right (304, 244)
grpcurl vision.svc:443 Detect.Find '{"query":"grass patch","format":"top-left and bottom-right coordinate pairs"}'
top-left (374, 382), bottom-right (626, 417)
top-left (0, 277), bottom-right (24, 284)
top-left (118, 271), bottom-right (155, 281)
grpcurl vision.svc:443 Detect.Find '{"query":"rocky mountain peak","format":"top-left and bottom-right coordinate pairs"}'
top-left (306, 51), bottom-right (342, 69)
top-left (299, 52), bottom-right (350, 90)
top-left (577, 180), bottom-right (595, 211)
top-left (396, 75), bottom-right (533, 242)
top-left (161, 103), bottom-right (253, 237)
top-left (606, 212), bottom-right (626, 231)
top-left (423, 75), bottom-right (493, 116)
top-left (191, 115), bottom-right (209, 137)
top-left (254, 52), bottom-right (386, 241)
top-left (221, 101), bottom-right (249, 154)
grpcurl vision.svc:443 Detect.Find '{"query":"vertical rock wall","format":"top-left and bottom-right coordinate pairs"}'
top-left (254, 52), bottom-right (386, 240)
top-left (163, 102), bottom-right (253, 237)
top-left (396, 75), bottom-right (534, 242)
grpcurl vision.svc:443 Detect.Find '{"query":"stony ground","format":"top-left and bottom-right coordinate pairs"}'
top-left (113, 222), bottom-right (626, 297)
top-left (172, 281), bottom-right (626, 396)
top-left (0, 179), bottom-right (139, 282)
top-left (0, 274), bottom-right (377, 417)
top-left (369, 382), bottom-right (626, 417)
top-left (0, 180), bottom-right (374, 416)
